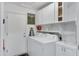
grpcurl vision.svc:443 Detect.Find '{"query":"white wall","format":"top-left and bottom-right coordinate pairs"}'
top-left (41, 21), bottom-right (76, 45)
top-left (4, 3), bottom-right (37, 36)
top-left (4, 3), bottom-right (37, 35)
top-left (75, 3), bottom-right (79, 55)
top-left (5, 4), bottom-right (36, 36)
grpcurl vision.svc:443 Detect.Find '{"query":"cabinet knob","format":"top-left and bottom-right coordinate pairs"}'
top-left (24, 33), bottom-right (26, 34)
top-left (24, 35), bottom-right (26, 37)
top-left (62, 48), bottom-right (63, 51)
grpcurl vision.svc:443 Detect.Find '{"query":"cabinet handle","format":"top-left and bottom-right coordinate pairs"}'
top-left (24, 35), bottom-right (26, 37)
top-left (78, 45), bottom-right (79, 50)
top-left (62, 48), bottom-right (64, 51)
top-left (24, 33), bottom-right (26, 34)
top-left (62, 48), bottom-right (65, 52)
top-left (64, 48), bottom-right (66, 52)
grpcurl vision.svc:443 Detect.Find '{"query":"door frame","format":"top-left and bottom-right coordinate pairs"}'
top-left (0, 2), bottom-right (5, 56)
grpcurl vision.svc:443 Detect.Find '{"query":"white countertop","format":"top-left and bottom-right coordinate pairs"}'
top-left (29, 35), bottom-right (58, 44)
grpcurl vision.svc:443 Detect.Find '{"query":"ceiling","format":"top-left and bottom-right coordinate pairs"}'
top-left (9, 2), bottom-right (52, 10)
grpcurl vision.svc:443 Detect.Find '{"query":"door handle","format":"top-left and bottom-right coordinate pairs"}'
top-left (3, 40), bottom-right (5, 51)
top-left (3, 19), bottom-right (5, 24)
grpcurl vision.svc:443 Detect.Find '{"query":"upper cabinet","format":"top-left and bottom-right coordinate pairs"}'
top-left (36, 3), bottom-right (55, 25)
top-left (55, 2), bottom-right (77, 23)
top-left (63, 2), bottom-right (77, 22)
top-left (36, 2), bottom-right (77, 25)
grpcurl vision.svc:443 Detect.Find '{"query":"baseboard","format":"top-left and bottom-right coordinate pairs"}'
top-left (17, 53), bottom-right (29, 56)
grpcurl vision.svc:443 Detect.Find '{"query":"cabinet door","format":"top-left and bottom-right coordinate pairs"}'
top-left (36, 3), bottom-right (55, 25)
top-left (63, 2), bottom-right (77, 22)
top-left (36, 9), bottom-right (43, 25)
top-left (49, 3), bottom-right (55, 23)
top-left (43, 43), bottom-right (56, 56)
top-left (56, 45), bottom-right (64, 56)
top-left (65, 48), bottom-right (76, 56)
top-left (42, 3), bottom-right (55, 24)
top-left (28, 38), bottom-right (43, 56)
top-left (36, 11), bottom-right (40, 25)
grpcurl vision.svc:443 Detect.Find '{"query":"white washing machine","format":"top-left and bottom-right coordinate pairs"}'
top-left (28, 34), bottom-right (58, 56)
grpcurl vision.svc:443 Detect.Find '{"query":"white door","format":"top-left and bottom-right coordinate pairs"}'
top-left (5, 13), bottom-right (27, 56)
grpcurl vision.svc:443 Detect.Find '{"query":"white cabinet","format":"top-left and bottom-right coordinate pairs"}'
top-left (56, 44), bottom-right (64, 56)
top-left (55, 2), bottom-right (77, 23)
top-left (56, 43), bottom-right (77, 56)
top-left (36, 3), bottom-right (55, 25)
top-left (28, 37), bottom-right (56, 56)
top-left (28, 38), bottom-right (43, 56)
top-left (63, 2), bottom-right (77, 22)
top-left (65, 48), bottom-right (76, 56)
top-left (36, 2), bottom-right (77, 25)
top-left (36, 9), bottom-right (43, 25)
top-left (42, 3), bottom-right (55, 24)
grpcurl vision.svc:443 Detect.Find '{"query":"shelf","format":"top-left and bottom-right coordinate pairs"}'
top-left (58, 7), bottom-right (62, 16)
top-left (36, 20), bottom-right (76, 26)
top-left (58, 15), bottom-right (62, 17)
top-left (58, 17), bottom-right (62, 21)
top-left (58, 6), bottom-right (62, 8)
top-left (37, 31), bottom-right (75, 36)
top-left (37, 31), bottom-right (62, 35)
top-left (62, 31), bottom-right (75, 35)
top-left (55, 20), bottom-right (76, 24)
